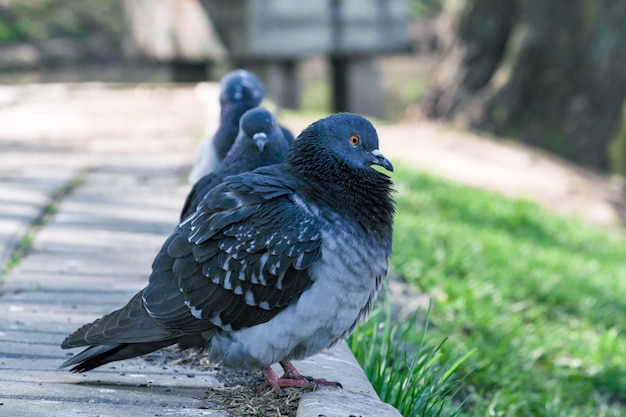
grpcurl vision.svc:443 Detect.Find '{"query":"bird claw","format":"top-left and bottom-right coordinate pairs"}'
top-left (304, 375), bottom-right (343, 389)
top-left (259, 361), bottom-right (343, 394)
top-left (256, 377), bottom-right (314, 395)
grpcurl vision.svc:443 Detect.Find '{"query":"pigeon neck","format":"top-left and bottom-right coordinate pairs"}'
top-left (289, 158), bottom-right (394, 245)
top-left (219, 140), bottom-right (260, 177)
top-left (215, 105), bottom-right (248, 159)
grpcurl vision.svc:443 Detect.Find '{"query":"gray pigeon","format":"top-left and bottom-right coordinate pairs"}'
top-left (189, 69), bottom-right (295, 183)
top-left (180, 107), bottom-right (291, 221)
top-left (60, 113), bottom-right (395, 393)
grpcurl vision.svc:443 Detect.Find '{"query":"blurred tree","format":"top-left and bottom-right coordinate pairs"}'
top-left (424, 0), bottom-right (626, 172)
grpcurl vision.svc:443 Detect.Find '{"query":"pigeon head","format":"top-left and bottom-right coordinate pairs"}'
top-left (220, 107), bottom-right (289, 174)
top-left (289, 113), bottom-right (393, 177)
top-left (219, 69), bottom-right (265, 109)
top-left (240, 107), bottom-right (278, 152)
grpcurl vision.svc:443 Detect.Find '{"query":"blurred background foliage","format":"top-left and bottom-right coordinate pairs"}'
top-left (409, 0), bottom-right (443, 17)
top-left (424, 0), bottom-right (626, 174)
top-left (0, 0), bottom-right (622, 172)
top-left (0, 0), bottom-right (123, 42)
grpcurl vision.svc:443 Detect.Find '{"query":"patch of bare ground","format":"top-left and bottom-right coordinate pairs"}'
top-left (143, 346), bottom-right (310, 417)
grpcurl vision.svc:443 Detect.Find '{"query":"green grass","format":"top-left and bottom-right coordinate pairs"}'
top-left (350, 164), bottom-right (626, 416)
top-left (1, 175), bottom-right (85, 279)
top-left (350, 303), bottom-right (475, 416)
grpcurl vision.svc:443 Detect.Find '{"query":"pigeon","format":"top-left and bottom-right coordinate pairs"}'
top-left (189, 69), bottom-right (295, 184)
top-left (60, 113), bottom-right (395, 393)
top-left (180, 107), bottom-right (290, 221)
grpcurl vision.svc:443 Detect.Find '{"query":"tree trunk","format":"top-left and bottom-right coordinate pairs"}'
top-left (424, 0), bottom-right (626, 172)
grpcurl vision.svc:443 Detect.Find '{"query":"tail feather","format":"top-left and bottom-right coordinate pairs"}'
top-left (60, 339), bottom-right (178, 372)
top-left (60, 332), bottom-right (214, 372)
top-left (60, 290), bottom-right (187, 372)
top-left (60, 288), bottom-right (217, 372)
top-left (61, 291), bottom-right (177, 349)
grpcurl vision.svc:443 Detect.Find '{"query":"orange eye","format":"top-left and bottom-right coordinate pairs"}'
top-left (349, 135), bottom-right (360, 145)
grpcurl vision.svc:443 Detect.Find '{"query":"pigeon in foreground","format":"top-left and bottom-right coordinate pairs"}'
top-left (188, 69), bottom-right (295, 184)
top-left (180, 107), bottom-right (290, 221)
top-left (60, 113), bottom-right (395, 393)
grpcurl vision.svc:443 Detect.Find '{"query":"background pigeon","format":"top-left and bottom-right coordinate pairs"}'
top-left (61, 113), bottom-right (395, 393)
top-left (180, 107), bottom-right (290, 221)
top-left (188, 69), bottom-right (294, 184)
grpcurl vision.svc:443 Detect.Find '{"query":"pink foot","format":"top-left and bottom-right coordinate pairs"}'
top-left (257, 360), bottom-right (343, 394)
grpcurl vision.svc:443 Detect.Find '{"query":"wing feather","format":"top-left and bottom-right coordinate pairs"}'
top-left (143, 170), bottom-right (322, 333)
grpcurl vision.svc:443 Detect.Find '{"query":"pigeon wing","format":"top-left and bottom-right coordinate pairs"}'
top-left (144, 171), bottom-right (321, 333)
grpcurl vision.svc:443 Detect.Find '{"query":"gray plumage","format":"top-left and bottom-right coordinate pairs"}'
top-left (189, 69), bottom-right (294, 184)
top-left (61, 113), bottom-right (394, 391)
top-left (180, 107), bottom-right (290, 221)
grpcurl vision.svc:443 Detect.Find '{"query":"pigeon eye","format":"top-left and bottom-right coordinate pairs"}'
top-left (349, 135), bottom-right (360, 145)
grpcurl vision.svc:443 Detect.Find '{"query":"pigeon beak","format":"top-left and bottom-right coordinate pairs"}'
top-left (253, 132), bottom-right (267, 152)
top-left (371, 149), bottom-right (394, 172)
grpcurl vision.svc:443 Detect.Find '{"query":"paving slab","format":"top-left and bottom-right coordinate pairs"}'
top-left (0, 168), bottom-right (78, 274)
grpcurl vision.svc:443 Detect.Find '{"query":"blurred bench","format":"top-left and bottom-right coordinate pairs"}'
top-left (203, 0), bottom-right (411, 116)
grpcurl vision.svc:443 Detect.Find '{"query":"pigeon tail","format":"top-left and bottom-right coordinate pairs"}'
top-left (60, 291), bottom-right (195, 372)
top-left (59, 339), bottom-right (177, 373)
